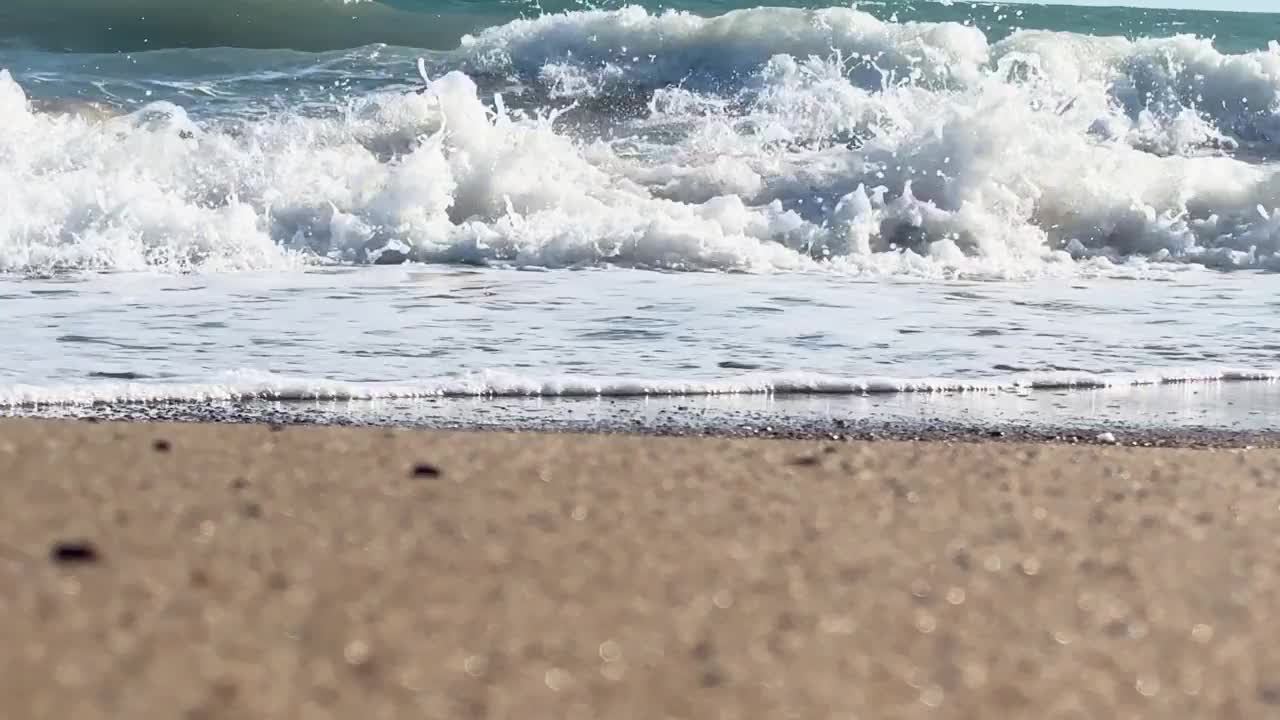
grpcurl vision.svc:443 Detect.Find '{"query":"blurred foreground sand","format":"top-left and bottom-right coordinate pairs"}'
top-left (2, 418), bottom-right (1278, 719)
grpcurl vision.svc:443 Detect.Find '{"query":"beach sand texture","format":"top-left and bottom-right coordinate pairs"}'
top-left (2, 418), bottom-right (1279, 719)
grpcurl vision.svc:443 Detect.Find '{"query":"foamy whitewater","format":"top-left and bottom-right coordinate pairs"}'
top-left (2, 0), bottom-right (1280, 428)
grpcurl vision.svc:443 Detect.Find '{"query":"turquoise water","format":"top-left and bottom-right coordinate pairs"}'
top-left (1, 1), bottom-right (1277, 53)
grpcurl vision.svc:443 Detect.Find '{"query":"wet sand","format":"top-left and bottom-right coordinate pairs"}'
top-left (3, 417), bottom-right (1280, 719)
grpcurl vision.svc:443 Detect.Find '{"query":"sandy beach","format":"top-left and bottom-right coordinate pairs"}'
top-left (3, 417), bottom-right (1280, 719)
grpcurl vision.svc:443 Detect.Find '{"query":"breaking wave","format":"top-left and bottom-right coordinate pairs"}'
top-left (2, 6), bottom-right (1280, 277)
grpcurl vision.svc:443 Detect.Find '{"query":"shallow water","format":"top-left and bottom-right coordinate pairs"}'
top-left (4, 265), bottom-right (1280, 409)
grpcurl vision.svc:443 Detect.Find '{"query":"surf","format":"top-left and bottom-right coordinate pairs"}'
top-left (2, 0), bottom-right (1278, 53)
top-left (1, 5), bottom-right (1279, 276)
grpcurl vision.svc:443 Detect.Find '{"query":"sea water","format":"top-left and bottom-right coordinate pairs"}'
top-left (2, 0), bottom-right (1280, 432)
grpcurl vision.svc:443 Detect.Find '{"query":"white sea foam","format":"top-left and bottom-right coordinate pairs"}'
top-left (4, 367), bottom-right (1279, 406)
top-left (459, 6), bottom-right (992, 92)
top-left (1, 6), bottom-right (1279, 276)
top-left (459, 7), bottom-right (1280, 143)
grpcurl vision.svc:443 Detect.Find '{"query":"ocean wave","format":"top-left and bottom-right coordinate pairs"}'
top-left (2, 6), bottom-right (1280, 276)
top-left (456, 7), bottom-right (1280, 147)
top-left (458, 6), bottom-right (991, 92)
top-left (4, 367), bottom-right (1280, 406)
top-left (2, 0), bottom-right (1275, 55)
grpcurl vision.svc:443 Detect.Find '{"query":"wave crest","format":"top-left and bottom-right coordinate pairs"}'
top-left (2, 7), bottom-right (1280, 276)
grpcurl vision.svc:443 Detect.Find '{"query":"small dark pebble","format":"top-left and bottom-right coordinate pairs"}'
top-left (51, 540), bottom-right (99, 565)
top-left (1102, 620), bottom-right (1129, 638)
top-left (1259, 686), bottom-right (1280, 706)
top-left (241, 502), bottom-right (263, 519)
top-left (268, 424), bottom-right (285, 433)
top-left (987, 430), bottom-right (1007, 438)
top-left (411, 463), bottom-right (442, 478)
top-left (190, 568), bottom-right (210, 588)
top-left (153, 438), bottom-right (172, 453)
top-left (691, 640), bottom-right (714, 661)
top-left (789, 455), bottom-right (821, 467)
top-left (699, 669), bottom-right (725, 688)
top-left (229, 477), bottom-right (249, 491)
top-left (210, 680), bottom-right (239, 704)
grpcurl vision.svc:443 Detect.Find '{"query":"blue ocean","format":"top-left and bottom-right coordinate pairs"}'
top-left (2, 1), bottom-right (1280, 433)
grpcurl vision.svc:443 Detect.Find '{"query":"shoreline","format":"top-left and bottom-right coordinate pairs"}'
top-left (4, 417), bottom-right (1280, 717)
top-left (6, 395), bottom-right (1280, 448)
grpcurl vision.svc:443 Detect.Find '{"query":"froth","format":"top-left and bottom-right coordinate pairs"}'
top-left (5, 367), bottom-right (1279, 406)
top-left (459, 6), bottom-right (991, 93)
top-left (1, 6), bottom-right (1279, 276)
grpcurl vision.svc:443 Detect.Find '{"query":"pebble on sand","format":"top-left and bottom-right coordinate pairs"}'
top-left (50, 540), bottom-right (100, 565)
top-left (411, 463), bottom-right (442, 478)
